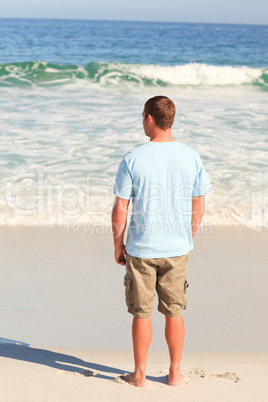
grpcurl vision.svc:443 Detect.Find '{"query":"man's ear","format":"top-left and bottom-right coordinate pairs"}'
top-left (147, 114), bottom-right (154, 125)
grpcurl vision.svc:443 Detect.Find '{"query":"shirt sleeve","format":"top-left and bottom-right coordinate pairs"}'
top-left (113, 155), bottom-right (133, 199)
top-left (192, 152), bottom-right (212, 196)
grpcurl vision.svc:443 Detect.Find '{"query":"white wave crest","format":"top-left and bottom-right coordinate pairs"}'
top-left (99, 62), bottom-right (264, 86)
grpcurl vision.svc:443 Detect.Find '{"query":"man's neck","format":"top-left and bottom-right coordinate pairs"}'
top-left (149, 128), bottom-right (175, 142)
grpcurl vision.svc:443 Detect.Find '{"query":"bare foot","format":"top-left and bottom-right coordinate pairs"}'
top-left (169, 364), bottom-right (188, 386)
top-left (120, 372), bottom-right (147, 387)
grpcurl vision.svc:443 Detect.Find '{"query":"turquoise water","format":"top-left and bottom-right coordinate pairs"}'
top-left (0, 60), bottom-right (267, 88)
top-left (0, 19), bottom-right (267, 228)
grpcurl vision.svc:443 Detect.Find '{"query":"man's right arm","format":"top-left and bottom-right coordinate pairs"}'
top-left (112, 196), bottom-right (130, 265)
top-left (191, 195), bottom-right (204, 239)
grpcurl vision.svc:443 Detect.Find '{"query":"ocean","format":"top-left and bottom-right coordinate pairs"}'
top-left (0, 19), bottom-right (267, 230)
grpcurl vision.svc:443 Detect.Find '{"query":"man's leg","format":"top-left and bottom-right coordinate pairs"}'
top-left (165, 315), bottom-right (185, 386)
top-left (121, 317), bottom-right (152, 387)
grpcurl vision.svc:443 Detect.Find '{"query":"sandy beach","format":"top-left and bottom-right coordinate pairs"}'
top-left (0, 225), bottom-right (267, 401)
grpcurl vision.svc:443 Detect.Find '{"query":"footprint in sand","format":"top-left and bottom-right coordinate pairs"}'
top-left (79, 369), bottom-right (98, 377)
top-left (55, 369), bottom-right (99, 376)
top-left (209, 372), bottom-right (242, 382)
top-left (112, 377), bottom-right (126, 384)
top-left (184, 367), bottom-right (242, 383)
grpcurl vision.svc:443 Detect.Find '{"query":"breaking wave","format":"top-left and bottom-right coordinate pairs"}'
top-left (0, 61), bottom-right (267, 89)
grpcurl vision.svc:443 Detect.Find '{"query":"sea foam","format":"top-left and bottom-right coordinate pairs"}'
top-left (0, 61), bottom-right (267, 88)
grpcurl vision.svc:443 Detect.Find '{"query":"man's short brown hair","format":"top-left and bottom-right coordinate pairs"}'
top-left (144, 96), bottom-right (176, 130)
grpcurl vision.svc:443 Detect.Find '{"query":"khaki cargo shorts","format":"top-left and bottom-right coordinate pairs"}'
top-left (124, 252), bottom-right (189, 318)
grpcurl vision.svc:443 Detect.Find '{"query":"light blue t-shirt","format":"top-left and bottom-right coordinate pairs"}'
top-left (113, 141), bottom-right (212, 258)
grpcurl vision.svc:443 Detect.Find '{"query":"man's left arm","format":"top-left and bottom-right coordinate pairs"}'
top-left (112, 196), bottom-right (130, 266)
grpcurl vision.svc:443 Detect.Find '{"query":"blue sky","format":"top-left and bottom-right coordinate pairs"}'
top-left (1, 0), bottom-right (268, 25)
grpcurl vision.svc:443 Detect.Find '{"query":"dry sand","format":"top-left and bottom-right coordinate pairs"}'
top-left (0, 225), bottom-right (267, 401)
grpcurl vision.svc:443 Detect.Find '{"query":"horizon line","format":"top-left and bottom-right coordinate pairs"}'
top-left (0, 17), bottom-right (267, 27)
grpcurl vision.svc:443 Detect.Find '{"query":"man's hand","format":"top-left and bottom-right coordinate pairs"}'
top-left (115, 245), bottom-right (126, 266)
top-left (112, 196), bottom-right (130, 266)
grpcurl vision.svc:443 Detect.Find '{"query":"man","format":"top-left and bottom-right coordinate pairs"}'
top-left (112, 96), bottom-right (211, 387)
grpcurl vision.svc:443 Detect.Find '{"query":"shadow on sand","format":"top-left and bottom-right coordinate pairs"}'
top-left (0, 337), bottom-right (127, 381)
top-left (0, 337), bottom-right (168, 384)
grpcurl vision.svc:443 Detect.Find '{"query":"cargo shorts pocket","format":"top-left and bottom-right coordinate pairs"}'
top-left (182, 280), bottom-right (189, 309)
top-left (124, 274), bottom-right (134, 309)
